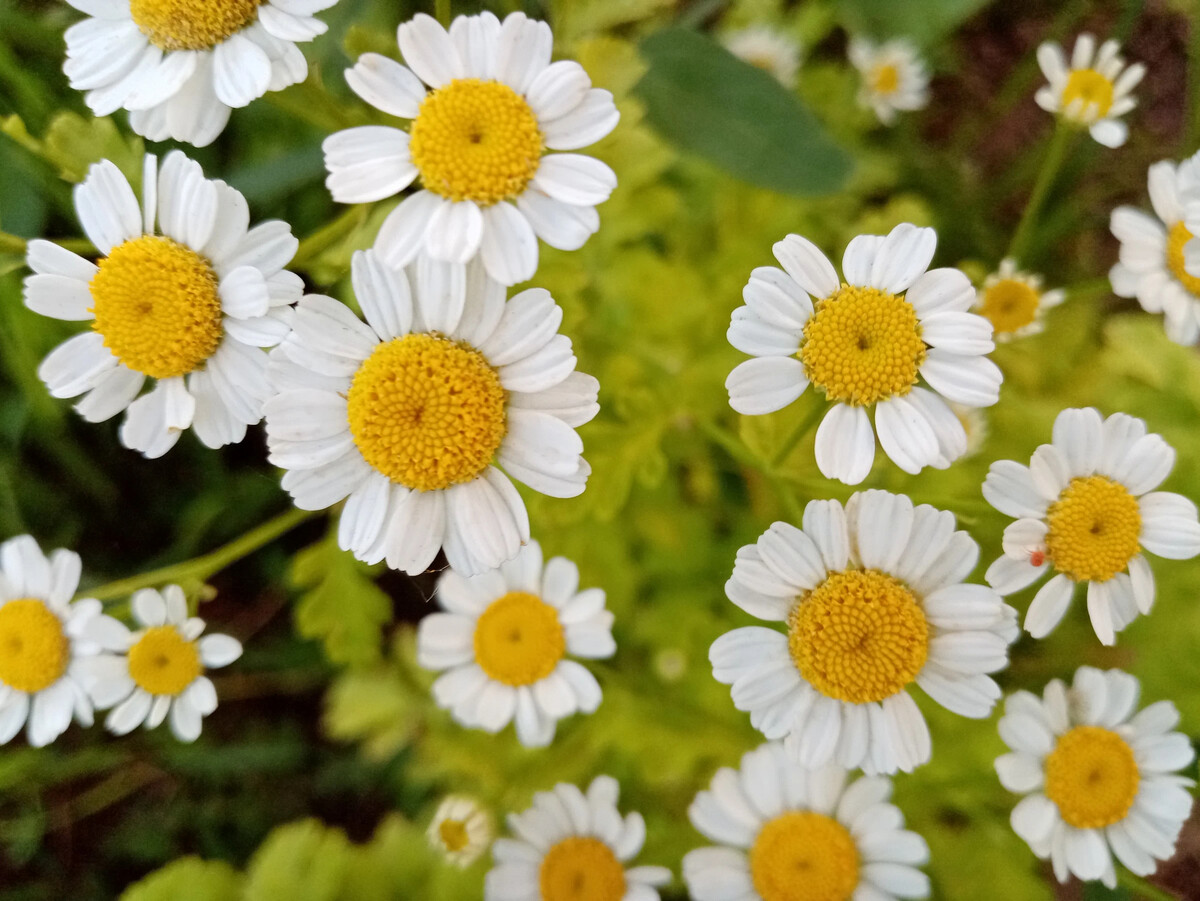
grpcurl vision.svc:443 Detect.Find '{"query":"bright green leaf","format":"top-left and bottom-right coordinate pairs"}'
top-left (120, 857), bottom-right (243, 901)
top-left (243, 820), bottom-right (351, 901)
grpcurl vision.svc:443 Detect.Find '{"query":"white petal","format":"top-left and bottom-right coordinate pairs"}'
top-left (814, 403), bottom-right (875, 485)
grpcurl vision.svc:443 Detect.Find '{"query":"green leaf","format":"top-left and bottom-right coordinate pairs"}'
top-left (633, 28), bottom-right (851, 196)
top-left (833, 0), bottom-right (990, 47)
top-left (120, 857), bottom-right (243, 901)
top-left (1, 111), bottom-right (143, 184)
top-left (243, 820), bottom-right (351, 901)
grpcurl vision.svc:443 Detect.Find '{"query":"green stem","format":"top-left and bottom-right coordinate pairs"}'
top-left (770, 399), bottom-right (825, 468)
top-left (1116, 868), bottom-right (1179, 901)
top-left (1187, 14), bottom-right (1200, 153)
top-left (697, 420), bottom-right (763, 471)
top-left (1063, 277), bottom-right (1112, 301)
top-left (1006, 122), bottom-right (1075, 265)
top-left (293, 205), bottom-right (368, 270)
top-left (0, 231), bottom-right (24, 254)
top-left (435, 0), bottom-right (452, 28)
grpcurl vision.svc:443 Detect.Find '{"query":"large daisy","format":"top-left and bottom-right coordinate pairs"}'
top-left (726, 223), bottom-right (1002, 484)
top-left (1034, 33), bottom-right (1145, 148)
top-left (63, 0), bottom-right (337, 147)
top-left (847, 37), bottom-right (929, 126)
top-left (263, 250), bottom-right (599, 576)
top-left (323, 11), bottom-right (619, 286)
top-left (24, 152), bottom-right (301, 458)
top-left (983, 407), bottom-right (1200, 645)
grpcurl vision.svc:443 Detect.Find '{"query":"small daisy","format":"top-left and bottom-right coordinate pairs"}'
top-left (722, 25), bottom-right (802, 88)
top-left (997, 667), bottom-right (1195, 888)
top-left (485, 775), bottom-right (671, 901)
top-left (983, 407), bottom-right (1200, 645)
top-left (323, 11), bottom-right (619, 286)
top-left (79, 585), bottom-right (242, 742)
top-left (712, 490), bottom-right (1017, 775)
top-left (24, 152), bottom-right (301, 458)
top-left (975, 258), bottom-right (1065, 341)
top-left (417, 540), bottom-right (614, 746)
top-left (684, 742), bottom-right (931, 901)
top-left (264, 250), bottom-right (599, 577)
top-left (847, 37), bottom-right (929, 126)
top-left (428, 795), bottom-right (494, 867)
top-left (0, 536), bottom-right (102, 747)
top-left (1035, 33), bottom-right (1145, 148)
top-left (63, 0), bottom-right (337, 147)
top-left (726, 223), bottom-right (1002, 484)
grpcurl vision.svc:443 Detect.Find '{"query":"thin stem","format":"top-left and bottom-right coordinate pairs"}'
top-left (1063, 277), bottom-right (1113, 300)
top-left (1006, 122), bottom-right (1075, 265)
top-left (435, 0), bottom-right (452, 28)
top-left (1187, 13), bottom-right (1200, 153)
top-left (697, 420), bottom-right (763, 471)
top-left (0, 231), bottom-right (25, 254)
top-left (770, 399), bottom-right (825, 468)
top-left (1116, 868), bottom-right (1179, 901)
top-left (293, 205), bottom-right (368, 270)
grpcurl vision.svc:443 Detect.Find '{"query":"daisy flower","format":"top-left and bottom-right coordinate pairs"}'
top-left (847, 37), bottom-right (929, 126)
top-left (264, 250), bottom-right (599, 576)
top-left (24, 152), bottom-right (301, 458)
top-left (712, 490), bottom-right (1017, 775)
top-left (974, 258), bottom-right (1065, 341)
top-left (485, 775), bottom-right (671, 901)
top-left (1034, 33), bottom-right (1145, 148)
top-left (983, 407), bottom-right (1200, 645)
top-left (721, 25), bottom-right (802, 88)
top-left (428, 795), bottom-right (494, 867)
top-left (997, 667), bottom-right (1195, 888)
top-left (684, 742), bottom-right (931, 901)
top-left (63, 0), bottom-right (337, 147)
top-left (0, 536), bottom-right (103, 747)
top-left (726, 223), bottom-right (1002, 485)
top-left (323, 11), bottom-right (619, 286)
top-left (416, 539), bottom-right (614, 746)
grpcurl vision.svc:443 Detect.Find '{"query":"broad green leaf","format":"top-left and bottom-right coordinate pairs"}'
top-left (243, 820), bottom-right (351, 901)
top-left (1, 112), bottom-right (143, 184)
top-left (120, 858), bottom-right (243, 901)
top-left (834, 0), bottom-right (990, 47)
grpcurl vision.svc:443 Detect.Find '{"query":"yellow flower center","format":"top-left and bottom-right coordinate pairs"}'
top-left (438, 818), bottom-right (470, 853)
top-left (0, 599), bottom-right (69, 694)
top-left (800, 284), bottom-right (926, 406)
top-left (1061, 68), bottom-right (1114, 120)
top-left (1165, 222), bottom-right (1200, 297)
top-left (539, 836), bottom-right (626, 901)
top-left (750, 811), bottom-right (860, 901)
top-left (472, 591), bottom-right (565, 686)
top-left (869, 63), bottom-right (900, 96)
top-left (788, 569), bottom-right (929, 704)
top-left (409, 78), bottom-right (544, 207)
top-left (979, 278), bottom-right (1040, 334)
top-left (127, 626), bottom-right (202, 696)
top-left (1045, 725), bottom-right (1140, 829)
top-left (346, 334), bottom-right (507, 492)
top-left (1045, 476), bottom-right (1141, 583)
top-left (129, 0), bottom-right (263, 52)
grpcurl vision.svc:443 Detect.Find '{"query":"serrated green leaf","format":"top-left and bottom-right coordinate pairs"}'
top-left (243, 820), bottom-right (352, 901)
top-left (1, 111), bottom-right (143, 184)
top-left (834, 0), bottom-right (990, 47)
top-left (120, 857), bottom-right (243, 901)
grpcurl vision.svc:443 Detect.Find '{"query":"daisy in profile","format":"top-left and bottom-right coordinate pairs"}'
top-left (323, 11), bottom-right (619, 286)
top-left (712, 490), bottom-right (1017, 775)
top-left (0, 536), bottom-right (103, 747)
top-left (974, 258), bottom-right (1065, 341)
top-left (726, 223), bottom-right (1002, 484)
top-left (684, 742), bottom-right (931, 901)
top-left (24, 152), bottom-right (301, 458)
top-left (63, 0), bottom-right (337, 147)
top-left (1035, 33), bottom-right (1145, 147)
top-left (428, 795), bottom-right (494, 867)
top-left (264, 250), bottom-right (598, 576)
top-left (485, 775), bottom-right (670, 901)
top-left (847, 37), bottom-right (929, 125)
top-left (997, 667), bottom-right (1194, 888)
top-left (416, 540), bottom-right (614, 746)
top-left (722, 25), bottom-right (802, 88)
top-left (984, 407), bottom-right (1200, 645)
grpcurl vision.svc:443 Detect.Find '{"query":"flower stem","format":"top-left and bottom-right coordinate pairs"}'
top-left (770, 399), bottom-right (825, 468)
top-left (293, 204), bottom-right (368, 270)
top-left (435, 0), bottom-right (452, 28)
top-left (1006, 121), bottom-right (1075, 265)
top-left (1116, 868), bottom-right (1179, 901)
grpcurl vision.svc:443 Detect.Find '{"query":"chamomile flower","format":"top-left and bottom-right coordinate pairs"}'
top-left (683, 742), bottom-right (931, 901)
top-left (997, 667), bottom-right (1195, 889)
top-left (1035, 33), bottom-right (1145, 148)
top-left (63, 0), bottom-right (337, 147)
top-left (712, 491), bottom-right (1017, 775)
top-left (485, 775), bottom-right (671, 901)
top-left (264, 251), bottom-right (598, 577)
top-left (24, 152), bottom-right (300, 458)
top-left (417, 540), bottom-right (614, 746)
top-left (726, 223), bottom-right (1002, 485)
top-left (975, 258), bottom-right (1065, 341)
top-left (984, 407), bottom-right (1200, 645)
top-left (722, 26), bottom-right (802, 88)
top-left (847, 37), bottom-right (929, 126)
top-left (323, 11), bottom-right (619, 286)
top-left (429, 795), bottom-right (494, 867)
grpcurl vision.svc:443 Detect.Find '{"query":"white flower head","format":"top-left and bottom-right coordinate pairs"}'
top-left (1035, 33), bottom-right (1145, 148)
top-left (323, 11), bottom-right (620, 286)
top-left (975, 258), bottom-right (1065, 341)
top-left (848, 37), bottom-right (929, 125)
top-left (417, 540), bottom-right (614, 746)
top-left (428, 795), bottom-right (494, 867)
top-left (722, 25), bottom-right (802, 88)
top-left (264, 251), bottom-right (599, 577)
top-left (684, 742), bottom-right (931, 901)
top-left (997, 667), bottom-right (1195, 889)
top-left (984, 407), bottom-right (1200, 646)
top-left (726, 223), bottom-right (1002, 485)
top-left (63, 0), bottom-right (338, 147)
top-left (712, 490), bottom-right (1018, 775)
top-left (485, 775), bottom-right (671, 901)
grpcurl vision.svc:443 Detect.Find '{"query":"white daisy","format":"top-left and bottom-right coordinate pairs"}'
top-left (721, 25), bottom-right (802, 88)
top-left (712, 490), bottom-right (1018, 775)
top-left (63, 0), bottom-right (337, 148)
top-left (847, 37), bottom-right (929, 126)
top-left (983, 407), bottom-right (1200, 645)
top-left (974, 258), bottom-right (1066, 341)
top-left (683, 742), bottom-right (931, 901)
top-left (726, 223), bottom-right (1002, 485)
top-left (1034, 33), bottom-right (1145, 148)
top-left (323, 11), bottom-right (619, 286)
top-left (485, 775), bottom-right (671, 901)
top-left (416, 539), bottom-right (614, 746)
top-left (428, 795), bottom-right (494, 867)
top-left (0, 536), bottom-right (102, 747)
top-left (264, 250), bottom-right (599, 577)
top-left (997, 667), bottom-right (1195, 889)
top-left (24, 152), bottom-right (301, 458)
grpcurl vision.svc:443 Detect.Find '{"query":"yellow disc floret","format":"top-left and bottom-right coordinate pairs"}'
top-left (0, 599), bottom-right (69, 694)
top-left (1061, 68), bottom-right (1114, 121)
top-left (129, 0), bottom-right (263, 52)
top-left (1045, 725), bottom-right (1140, 829)
top-left (473, 591), bottom-right (565, 687)
top-left (869, 63), bottom-right (900, 96)
top-left (438, 819), bottom-right (470, 853)
top-left (1166, 222), bottom-right (1200, 297)
top-left (1045, 476), bottom-right (1141, 583)
top-left (347, 334), bottom-right (507, 491)
top-left (979, 278), bottom-right (1041, 335)
top-left (788, 569), bottom-right (929, 704)
top-left (128, 626), bottom-right (202, 696)
top-left (409, 78), bottom-right (544, 206)
top-left (539, 836), bottom-right (626, 901)
top-left (750, 811), bottom-right (860, 901)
